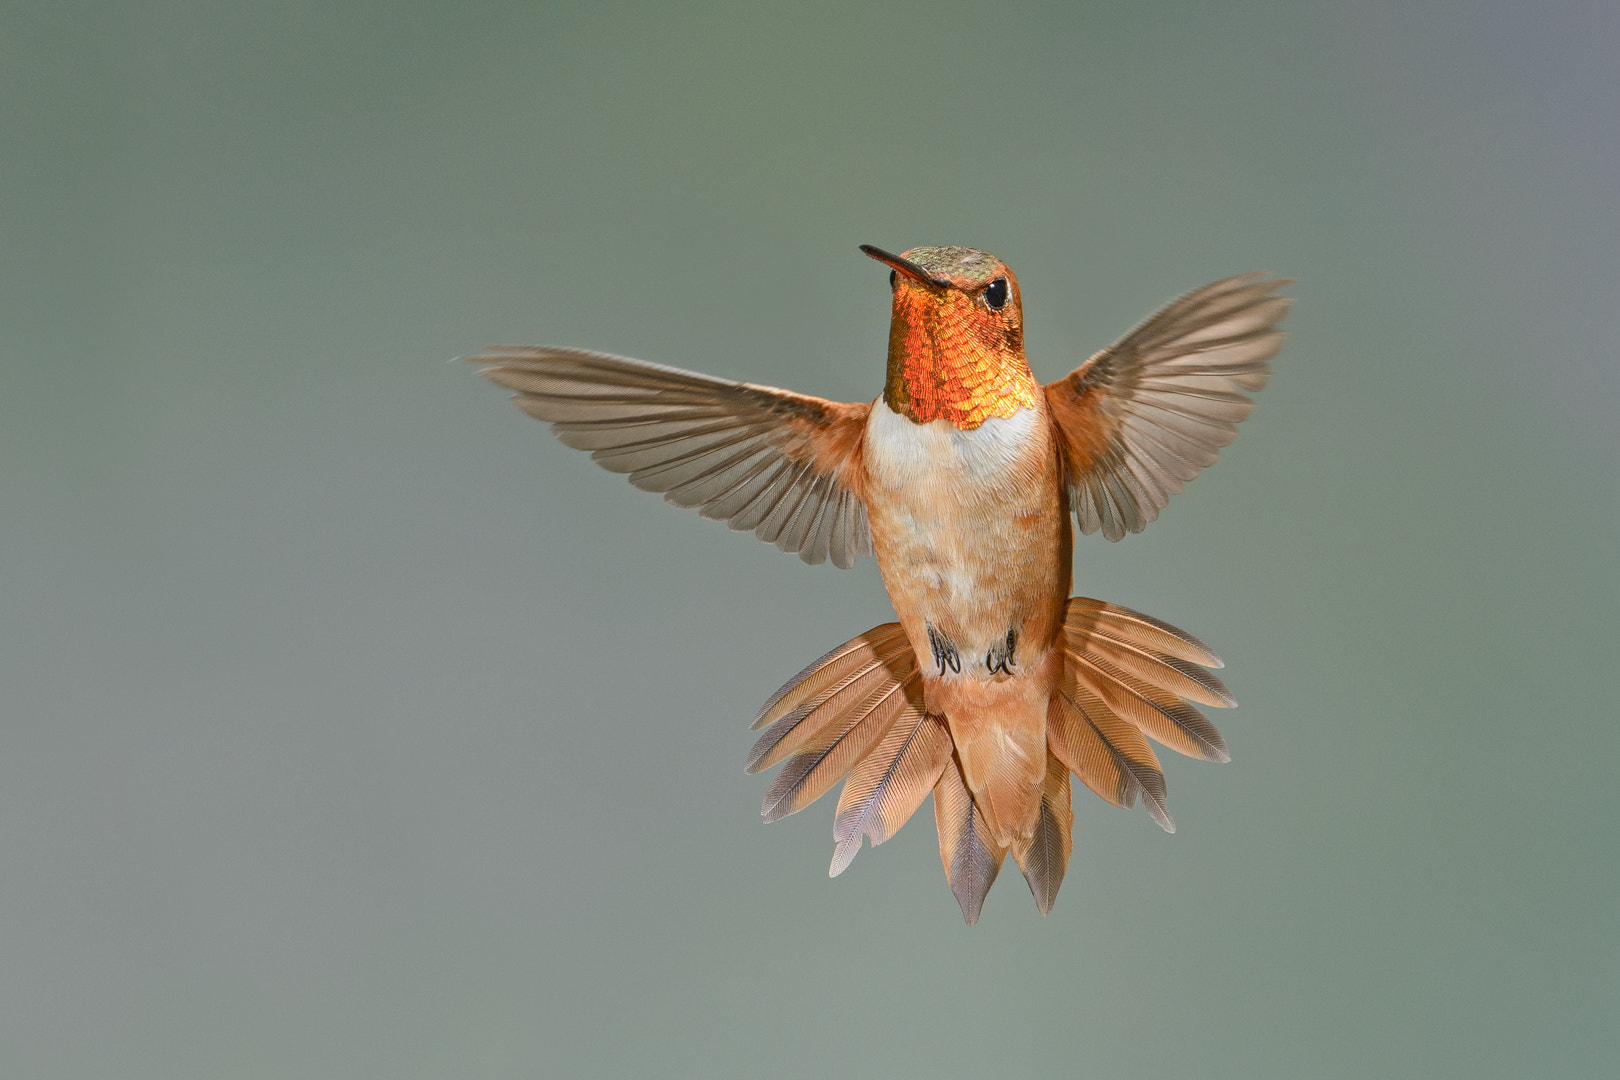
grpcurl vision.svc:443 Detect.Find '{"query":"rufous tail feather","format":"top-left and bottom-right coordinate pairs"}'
top-left (750, 598), bottom-right (1234, 923)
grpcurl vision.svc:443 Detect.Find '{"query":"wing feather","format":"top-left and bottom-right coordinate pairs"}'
top-left (729, 459), bottom-right (808, 534)
top-left (699, 455), bottom-right (786, 523)
top-left (474, 346), bottom-right (873, 567)
top-left (1045, 274), bottom-right (1291, 540)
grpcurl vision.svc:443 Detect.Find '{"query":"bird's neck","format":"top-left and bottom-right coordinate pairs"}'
top-left (883, 333), bottom-right (1038, 429)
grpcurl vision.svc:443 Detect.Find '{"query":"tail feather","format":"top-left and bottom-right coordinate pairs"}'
top-left (752, 623), bottom-right (910, 730)
top-left (759, 674), bottom-right (919, 823)
top-left (933, 754), bottom-right (1007, 925)
top-left (1052, 672), bottom-right (1175, 833)
top-left (1064, 597), bottom-right (1223, 668)
top-left (1010, 752), bottom-right (1074, 915)
top-left (829, 710), bottom-right (951, 877)
top-left (1047, 691), bottom-right (1141, 812)
top-left (1064, 597), bottom-right (1233, 760)
top-left (1078, 634), bottom-right (1235, 709)
top-left (946, 689), bottom-right (1047, 850)
top-left (751, 599), bottom-right (1235, 921)
top-left (747, 646), bottom-right (914, 775)
top-left (1069, 650), bottom-right (1229, 762)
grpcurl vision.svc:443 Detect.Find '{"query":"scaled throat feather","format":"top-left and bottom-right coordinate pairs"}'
top-left (882, 283), bottom-right (1037, 429)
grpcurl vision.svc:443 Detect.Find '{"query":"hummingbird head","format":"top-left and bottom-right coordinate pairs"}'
top-left (860, 244), bottom-right (1037, 428)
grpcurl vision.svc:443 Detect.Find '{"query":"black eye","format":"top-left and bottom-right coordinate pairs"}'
top-left (983, 277), bottom-right (1008, 310)
top-left (889, 269), bottom-right (897, 290)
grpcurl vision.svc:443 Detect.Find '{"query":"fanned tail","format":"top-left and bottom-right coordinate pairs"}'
top-left (749, 599), bottom-right (1234, 923)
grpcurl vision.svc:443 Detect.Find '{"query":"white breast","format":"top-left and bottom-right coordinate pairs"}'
top-left (862, 398), bottom-right (1045, 595)
top-left (864, 399), bottom-right (1040, 493)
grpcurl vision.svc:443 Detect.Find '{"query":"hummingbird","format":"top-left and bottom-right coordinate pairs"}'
top-left (472, 245), bottom-right (1289, 923)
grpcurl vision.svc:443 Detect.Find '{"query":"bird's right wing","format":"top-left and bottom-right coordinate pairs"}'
top-left (472, 346), bottom-right (873, 568)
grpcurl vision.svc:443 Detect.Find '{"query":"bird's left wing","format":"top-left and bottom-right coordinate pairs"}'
top-left (473, 346), bottom-right (873, 568)
top-left (1043, 274), bottom-right (1291, 541)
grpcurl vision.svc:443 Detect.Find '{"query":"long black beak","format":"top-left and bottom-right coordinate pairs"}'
top-left (860, 244), bottom-right (950, 289)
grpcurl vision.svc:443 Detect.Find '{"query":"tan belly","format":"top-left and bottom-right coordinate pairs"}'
top-left (862, 400), bottom-right (1067, 674)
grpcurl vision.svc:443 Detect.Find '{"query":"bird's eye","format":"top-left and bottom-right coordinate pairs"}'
top-left (888, 269), bottom-right (897, 290)
top-left (983, 277), bottom-right (1009, 310)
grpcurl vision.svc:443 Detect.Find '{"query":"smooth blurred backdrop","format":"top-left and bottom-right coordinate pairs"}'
top-left (4, 2), bottom-right (1617, 1077)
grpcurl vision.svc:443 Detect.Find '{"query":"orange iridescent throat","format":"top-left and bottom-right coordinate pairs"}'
top-left (882, 283), bottom-right (1037, 428)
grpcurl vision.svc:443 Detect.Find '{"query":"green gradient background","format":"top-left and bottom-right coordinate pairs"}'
top-left (5, 2), bottom-right (1618, 1076)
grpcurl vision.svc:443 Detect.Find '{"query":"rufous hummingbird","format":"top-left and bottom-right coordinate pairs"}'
top-left (472, 245), bottom-right (1289, 923)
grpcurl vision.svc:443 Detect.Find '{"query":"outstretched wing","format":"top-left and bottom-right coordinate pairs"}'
top-left (473, 346), bottom-right (873, 568)
top-left (1044, 274), bottom-right (1291, 541)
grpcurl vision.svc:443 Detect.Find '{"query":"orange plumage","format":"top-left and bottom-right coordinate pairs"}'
top-left (472, 245), bottom-right (1290, 922)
